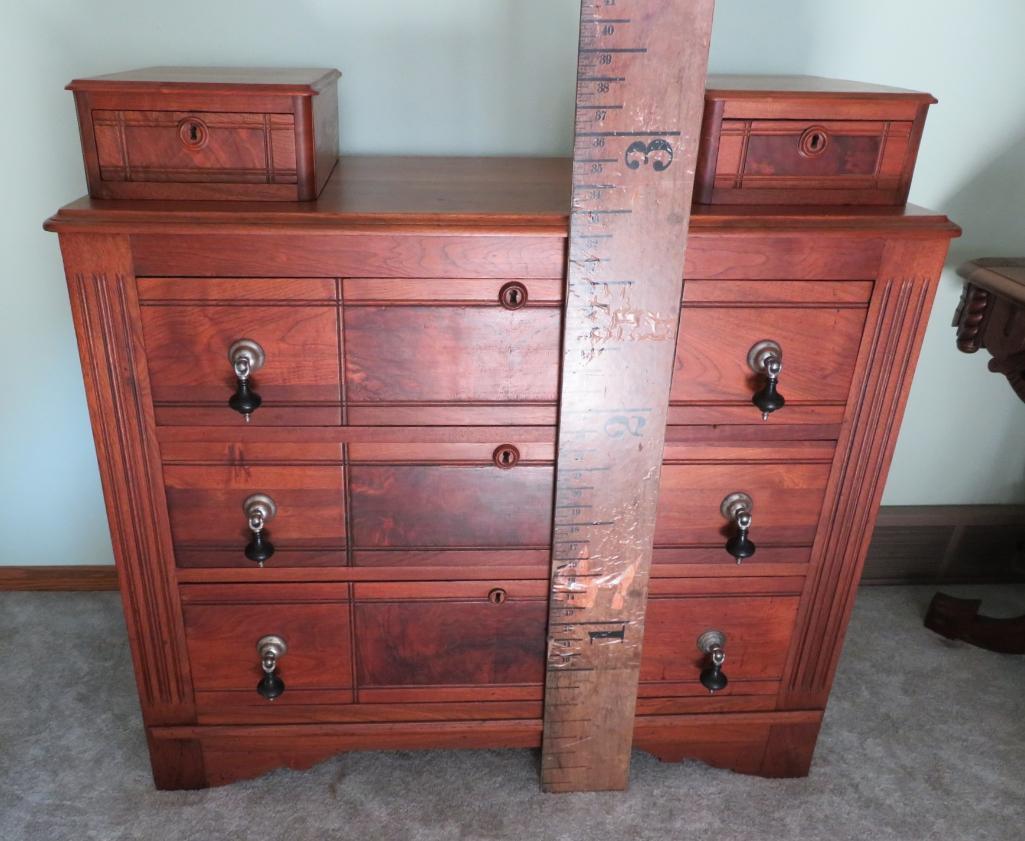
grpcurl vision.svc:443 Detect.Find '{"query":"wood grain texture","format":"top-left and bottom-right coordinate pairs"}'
top-left (69, 69), bottom-right (339, 201)
top-left (640, 594), bottom-right (801, 687)
top-left (655, 462), bottom-right (832, 547)
top-left (695, 77), bottom-right (932, 206)
top-left (354, 582), bottom-right (547, 696)
top-left (181, 586), bottom-right (352, 695)
top-left (781, 238), bottom-right (951, 709)
top-left (44, 156), bottom-right (959, 236)
top-left (57, 234), bottom-right (194, 726)
top-left (47, 112), bottom-right (959, 789)
top-left (0, 565), bottom-right (118, 591)
top-left (672, 304), bottom-right (867, 408)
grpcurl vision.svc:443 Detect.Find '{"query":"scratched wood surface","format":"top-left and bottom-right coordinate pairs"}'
top-left (540, 0), bottom-right (715, 792)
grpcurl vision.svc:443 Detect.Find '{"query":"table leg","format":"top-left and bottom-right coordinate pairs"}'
top-left (924, 592), bottom-right (1025, 654)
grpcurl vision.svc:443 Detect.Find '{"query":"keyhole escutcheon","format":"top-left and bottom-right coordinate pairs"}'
top-left (799, 126), bottom-right (829, 158)
top-left (488, 588), bottom-right (508, 605)
top-left (492, 444), bottom-right (520, 469)
top-left (499, 282), bottom-right (528, 310)
top-left (178, 116), bottom-right (209, 150)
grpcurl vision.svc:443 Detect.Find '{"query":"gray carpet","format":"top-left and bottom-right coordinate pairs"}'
top-left (1, 585), bottom-right (1023, 841)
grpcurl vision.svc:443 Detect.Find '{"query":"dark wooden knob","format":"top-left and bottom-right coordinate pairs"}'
top-left (697, 630), bottom-right (728, 693)
top-left (748, 340), bottom-right (785, 420)
top-left (243, 494), bottom-right (277, 566)
top-left (228, 339), bottom-right (265, 419)
top-left (256, 635), bottom-right (287, 701)
top-left (721, 492), bottom-right (756, 563)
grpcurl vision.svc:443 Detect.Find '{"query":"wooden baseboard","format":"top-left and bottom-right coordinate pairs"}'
top-left (862, 504), bottom-right (1025, 585)
top-left (1, 505), bottom-right (1022, 591)
top-left (0, 565), bottom-right (118, 591)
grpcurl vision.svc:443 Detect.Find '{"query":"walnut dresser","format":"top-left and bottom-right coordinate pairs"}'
top-left (46, 73), bottom-right (959, 790)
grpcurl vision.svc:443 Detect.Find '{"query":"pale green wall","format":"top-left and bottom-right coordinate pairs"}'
top-left (2, 1), bottom-right (1023, 566)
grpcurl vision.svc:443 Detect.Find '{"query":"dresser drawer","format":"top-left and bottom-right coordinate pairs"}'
top-left (709, 119), bottom-right (915, 202)
top-left (93, 110), bottom-right (297, 185)
top-left (670, 281), bottom-right (869, 425)
top-left (695, 77), bottom-right (933, 206)
top-left (353, 581), bottom-right (547, 701)
top-left (640, 583), bottom-right (801, 697)
top-left (344, 278), bottom-right (561, 425)
top-left (349, 438), bottom-right (554, 552)
top-left (69, 68), bottom-right (340, 200)
top-left (655, 460), bottom-right (831, 549)
top-left (139, 277), bottom-right (341, 426)
top-left (164, 463), bottom-right (346, 568)
top-left (180, 584), bottom-right (352, 699)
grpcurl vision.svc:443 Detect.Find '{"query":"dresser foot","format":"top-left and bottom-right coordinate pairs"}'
top-left (634, 712), bottom-right (821, 778)
top-left (924, 592), bottom-right (1025, 654)
top-left (147, 732), bottom-right (208, 790)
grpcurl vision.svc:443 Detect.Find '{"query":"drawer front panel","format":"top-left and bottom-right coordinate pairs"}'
top-left (344, 304), bottom-right (560, 404)
top-left (655, 462), bottom-right (831, 547)
top-left (349, 465), bottom-right (554, 548)
top-left (181, 585), bottom-right (351, 694)
top-left (708, 118), bottom-right (916, 204)
top-left (141, 304), bottom-right (341, 403)
top-left (93, 110), bottom-right (297, 184)
top-left (354, 582), bottom-right (547, 694)
top-left (164, 465), bottom-right (346, 563)
top-left (640, 593), bottom-right (800, 689)
top-left (672, 305), bottom-right (866, 409)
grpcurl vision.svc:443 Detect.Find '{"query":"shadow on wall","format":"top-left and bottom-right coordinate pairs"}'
top-left (942, 134), bottom-right (1025, 265)
top-left (940, 133), bottom-right (1025, 503)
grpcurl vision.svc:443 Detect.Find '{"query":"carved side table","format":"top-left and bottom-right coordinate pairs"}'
top-left (924, 259), bottom-right (1025, 653)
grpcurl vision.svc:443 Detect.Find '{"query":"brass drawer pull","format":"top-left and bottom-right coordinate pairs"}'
top-left (748, 339), bottom-right (786, 420)
top-left (256, 635), bottom-right (287, 700)
top-left (721, 492), bottom-right (756, 563)
top-left (243, 494), bottom-right (277, 566)
top-left (697, 630), bottom-right (728, 693)
top-left (493, 444), bottom-right (520, 469)
top-left (228, 338), bottom-right (266, 421)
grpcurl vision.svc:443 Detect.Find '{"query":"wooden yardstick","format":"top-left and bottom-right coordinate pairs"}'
top-left (541, 0), bottom-right (715, 792)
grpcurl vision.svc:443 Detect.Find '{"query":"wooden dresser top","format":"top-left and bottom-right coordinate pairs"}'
top-left (44, 155), bottom-right (959, 236)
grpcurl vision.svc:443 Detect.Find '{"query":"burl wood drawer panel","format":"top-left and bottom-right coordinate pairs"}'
top-left (344, 278), bottom-right (561, 426)
top-left (712, 120), bottom-right (913, 197)
top-left (163, 461), bottom-right (346, 568)
top-left (180, 584), bottom-right (352, 701)
top-left (695, 78), bottom-right (933, 206)
top-left (669, 280), bottom-right (871, 425)
top-left (639, 581), bottom-right (801, 699)
top-left (92, 110), bottom-right (297, 185)
top-left (353, 581), bottom-right (547, 702)
top-left (348, 440), bottom-right (554, 554)
top-left (138, 278), bottom-right (342, 426)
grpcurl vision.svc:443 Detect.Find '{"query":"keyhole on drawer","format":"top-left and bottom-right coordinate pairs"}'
top-left (493, 444), bottom-right (520, 469)
top-left (799, 126), bottom-right (829, 158)
top-left (499, 282), bottom-right (528, 310)
top-left (178, 116), bottom-right (209, 150)
top-left (488, 588), bottom-right (508, 605)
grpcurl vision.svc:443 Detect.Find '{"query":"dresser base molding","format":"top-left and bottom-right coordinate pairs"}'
top-left (145, 710), bottom-right (823, 789)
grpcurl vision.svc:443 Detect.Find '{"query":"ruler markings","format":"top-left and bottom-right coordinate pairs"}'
top-left (541, 0), bottom-right (714, 793)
